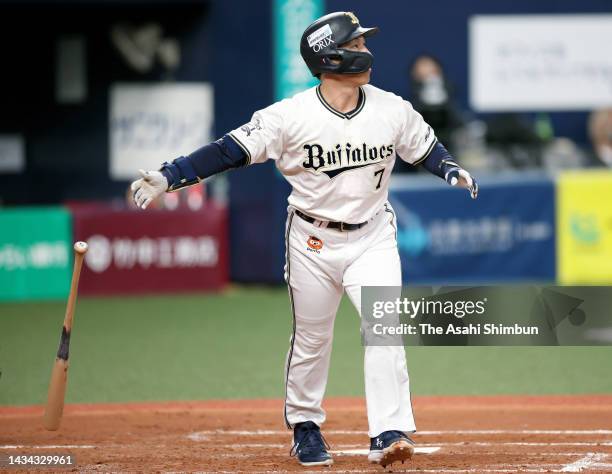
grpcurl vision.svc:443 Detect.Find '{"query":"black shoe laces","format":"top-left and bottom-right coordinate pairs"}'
top-left (389, 430), bottom-right (407, 440)
top-left (290, 425), bottom-right (331, 457)
top-left (389, 431), bottom-right (414, 443)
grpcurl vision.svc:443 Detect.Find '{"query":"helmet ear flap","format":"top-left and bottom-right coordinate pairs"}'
top-left (318, 49), bottom-right (373, 76)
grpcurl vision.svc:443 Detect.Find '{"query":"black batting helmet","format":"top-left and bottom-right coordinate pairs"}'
top-left (300, 11), bottom-right (379, 77)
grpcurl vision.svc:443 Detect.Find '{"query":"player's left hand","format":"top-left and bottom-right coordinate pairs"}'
top-left (446, 168), bottom-right (478, 199)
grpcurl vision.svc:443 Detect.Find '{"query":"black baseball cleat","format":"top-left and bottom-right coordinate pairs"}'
top-left (368, 430), bottom-right (415, 467)
top-left (290, 421), bottom-right (333, 466)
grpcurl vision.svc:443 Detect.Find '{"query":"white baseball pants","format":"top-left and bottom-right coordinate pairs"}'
top-left (283, 204), bottom-right (416, 438)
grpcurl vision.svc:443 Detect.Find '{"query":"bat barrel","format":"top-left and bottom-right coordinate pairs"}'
top-left (43, 359), bottom-right (69, 430)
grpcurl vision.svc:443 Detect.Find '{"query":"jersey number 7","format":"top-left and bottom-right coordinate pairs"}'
top-left (374, 169), bottom-right (384, 190)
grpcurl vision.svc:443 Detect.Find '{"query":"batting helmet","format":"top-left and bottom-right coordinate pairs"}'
top-left (300, 11), bottom-right (379, 77)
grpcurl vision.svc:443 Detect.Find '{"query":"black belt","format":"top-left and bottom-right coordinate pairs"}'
top-left (295, 209), bottom-right (369, 232)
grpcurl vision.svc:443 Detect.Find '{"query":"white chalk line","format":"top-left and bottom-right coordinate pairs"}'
top-left (1, 439), bottom-right (607, 472)
top-left (418, 429), bottom-right (612, 436)
top-left (332, 447), bottom-right (439, 456)
top-left (187, 429), bottom-right (612, 437)
top-left (590, 463), bottom-right (612, 470)
top-left (0, 441), bottom-right (603, 474)
top-left (429, 441), bottom-right (612, 447)
top-left (202, 438), bottom-right (612, 472)
top-left (217, 453), bottom-right (262, 459)
top-left (210, 441), bottom-right (612, 450)
top-left (561, 452), bottom-right (609, 472)
top-left (211, 444), bottom-right (438, 455)
top-left (0, 445), bottom-right (96, 449)
top-left (216, 452), bottom-right (600, 459)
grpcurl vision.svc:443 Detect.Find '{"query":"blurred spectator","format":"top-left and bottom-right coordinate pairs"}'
top-left (395, 54), bottom-right (464, 174)
top-left (484, 113), bottom-right (543, 168)
top-left (483, 113), bottom-right (589, 171)
top-left (409, 54), bottom-right (463, 153)
top-left (541, 137), bottom-right (588, 172)
top-left (588, 109), bottom-right (612, 167)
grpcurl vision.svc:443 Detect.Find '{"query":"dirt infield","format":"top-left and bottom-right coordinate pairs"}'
top-left (2, 395), bottom-right (612, 473)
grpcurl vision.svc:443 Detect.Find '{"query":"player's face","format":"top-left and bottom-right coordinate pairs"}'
top-left (341, 35), bottom-right (369, 53)
top-left (340, 36), bottom-right (371, 85)
top-left (322, 36), bottom-right (371, 86)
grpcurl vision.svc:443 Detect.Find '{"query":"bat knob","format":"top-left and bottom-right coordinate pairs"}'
top-left (74, 241), bottom-right (88, 254)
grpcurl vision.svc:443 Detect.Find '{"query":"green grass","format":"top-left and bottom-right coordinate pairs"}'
top-left (1, 287), bottom-right (611, 405)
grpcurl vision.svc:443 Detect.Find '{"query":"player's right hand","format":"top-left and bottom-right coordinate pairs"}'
top-left (130, 169), bottom-right (168, 209)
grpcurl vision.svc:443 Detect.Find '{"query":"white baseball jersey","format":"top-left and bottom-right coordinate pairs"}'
top-left (229, 83), bottom-right (436, 223)
top-left (229, 82), bottom-right (427, 439)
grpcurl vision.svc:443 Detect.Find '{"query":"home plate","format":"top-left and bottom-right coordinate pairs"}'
top-left (331, 447), bottom-right (440, 456)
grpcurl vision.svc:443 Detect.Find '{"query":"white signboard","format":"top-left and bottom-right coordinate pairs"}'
top-left (469, 15), bottom-right (612, 111)
top-left (110, 83), bottom-right (213, 180)
top-left (0, 135), bottom-right (25, 173)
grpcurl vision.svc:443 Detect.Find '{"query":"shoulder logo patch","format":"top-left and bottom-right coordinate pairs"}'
top-left (240, 117), bottom-right (263, 137)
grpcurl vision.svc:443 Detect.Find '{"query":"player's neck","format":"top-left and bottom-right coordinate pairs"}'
top-left (318, 79), bottom-right (361, 114)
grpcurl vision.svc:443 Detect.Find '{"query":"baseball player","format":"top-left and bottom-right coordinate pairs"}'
top-left (131, 11), bottom-right (478, 468)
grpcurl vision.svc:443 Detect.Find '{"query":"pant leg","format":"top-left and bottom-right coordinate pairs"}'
top-left (284, 212), bottom-right (344, 428)
top-left (343, 208), bottom-right (416, 438)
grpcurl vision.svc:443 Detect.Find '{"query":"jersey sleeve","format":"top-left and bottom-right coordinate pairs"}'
top-left (227, 101), bottom-right (285, 166)
top-left (395, 100), bottom-right (437, 165)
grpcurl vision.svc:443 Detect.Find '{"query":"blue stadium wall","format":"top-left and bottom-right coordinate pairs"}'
top-left (0, 0), bottom-right (610, 283)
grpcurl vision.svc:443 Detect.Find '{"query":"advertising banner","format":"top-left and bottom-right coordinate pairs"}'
top-left (390, 177), bottom-right (556, 284)
top-left (470, 15), bottom-right (612, 111)
top-left (109, 83), bottom-right (214, 180)
top-left (0, 207), bottom-right (72, 300)
top-left (72, 205), bottom-right (228, 295)
top-left (557, 170), bottom-right (612, 284)
top-left (273, 0), bottom-right (322, 100)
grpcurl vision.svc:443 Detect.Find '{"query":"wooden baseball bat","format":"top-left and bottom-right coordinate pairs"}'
top-left (43, 241), bottom-right (88, 431)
